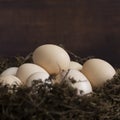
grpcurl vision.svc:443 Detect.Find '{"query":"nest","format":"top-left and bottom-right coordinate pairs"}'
top-left (0, 56), bottom-right (120, 120)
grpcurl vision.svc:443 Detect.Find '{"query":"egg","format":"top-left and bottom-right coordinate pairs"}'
top-left (71, 80), bottom-right (92, 96)
top-left (0, 75), bottom-right (22, 87)
top-left (81, 58), bottom-right (116, 87)
top-left (0, 67), bottom-right (18, 77)
top-left (54, 69), bottom-right (92, 95)
top-left (26, 72), bottom-right (50, 87)
top-left (32, 44), bottom-right (70, 75)
top-left (16, 63), bottom-right (49, 84)
top-left (69, 61), bottom-right (82, 70)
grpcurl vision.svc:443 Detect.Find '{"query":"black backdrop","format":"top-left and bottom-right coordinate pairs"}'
top-left (0, 0), bottom-right (120, 67)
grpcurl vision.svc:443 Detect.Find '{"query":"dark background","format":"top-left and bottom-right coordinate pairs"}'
top-left (0, 0), bottom-right (120, 67)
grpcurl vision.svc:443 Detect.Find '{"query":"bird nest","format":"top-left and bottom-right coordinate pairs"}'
top-left (0, 56), bottom-right (120, 120)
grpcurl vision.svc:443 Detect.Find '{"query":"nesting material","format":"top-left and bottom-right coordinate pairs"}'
top-left (0, 44), bottom-right (119, 120)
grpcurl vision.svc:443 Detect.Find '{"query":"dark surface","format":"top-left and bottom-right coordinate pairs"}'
top-left (0, 0), bottom-right (120, 67)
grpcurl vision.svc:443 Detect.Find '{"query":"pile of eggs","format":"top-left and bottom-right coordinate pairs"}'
top-left (0, 44), bottom-right (116, 96)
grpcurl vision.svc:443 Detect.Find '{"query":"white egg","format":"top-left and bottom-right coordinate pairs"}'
top-left (16, 63), bottom-right (49, 84)
top-left (32, 44), bottom-right (70, 75)
top-left (0, 67), bottom-right (18, 77)
top-left (81, 58), bottom-right (116, 87)
top-left (71, 80), bottom-right (92, 96)
top-left (0, 75), bottom-right (22, 87)
top-left (26, 72), bottom-right (50, 87)
top-left (69, 61), bottom-right (82, 70)
top-left (65, 69), bottom-right (88, 82)
top-left (54, 69), bottom-right (92, 95)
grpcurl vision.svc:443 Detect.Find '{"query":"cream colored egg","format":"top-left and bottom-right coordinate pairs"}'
top-left (69, 61), bottom-right (82, 70)
top-left (16, 63), bottom-right (49, 84)
top-left (81, 58), bottom-right (116, 87)
top-left (0, 75), bottom-right (22, 87)
top-left (32, 44), bottom-right (70, 75)
top-left (0, 67), bottom-right (18, 77)
top-left (26, 72), bottom-right (50, 87)
top-left (53, 69), bottom-right (92, 95)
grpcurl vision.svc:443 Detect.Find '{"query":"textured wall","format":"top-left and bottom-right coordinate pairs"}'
top-left (0, 0), bottom-right (120, 67)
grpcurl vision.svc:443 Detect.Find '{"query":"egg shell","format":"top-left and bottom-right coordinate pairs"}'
top-left (72, 80), bottom-right (92, 96)
top-left (81, 58), bottom-right (116, 87)
top-left (66, 69), bottom-right (92, 96)
top-left (32, 44), bottom-right (70, 75)
top-left (69, 61), bottom-right (82, 70)
top-left (26, 72), bottom-right (50, 87)
top-left (65, 69), bottom-right (88, 82)
top-left (16, 63), bottom-right (49, 84)
top-left (54, 69), bottom-right (86, 84)
top-left (54, 69), bottom-right (92, 95)
top-left (0, 75), bottom-right (22, 86)
top-left (0, 67), bottom-right (18, 77)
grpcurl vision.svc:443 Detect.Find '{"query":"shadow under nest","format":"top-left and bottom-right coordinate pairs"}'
top-left (0, 56), bottom-right (120, 120)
